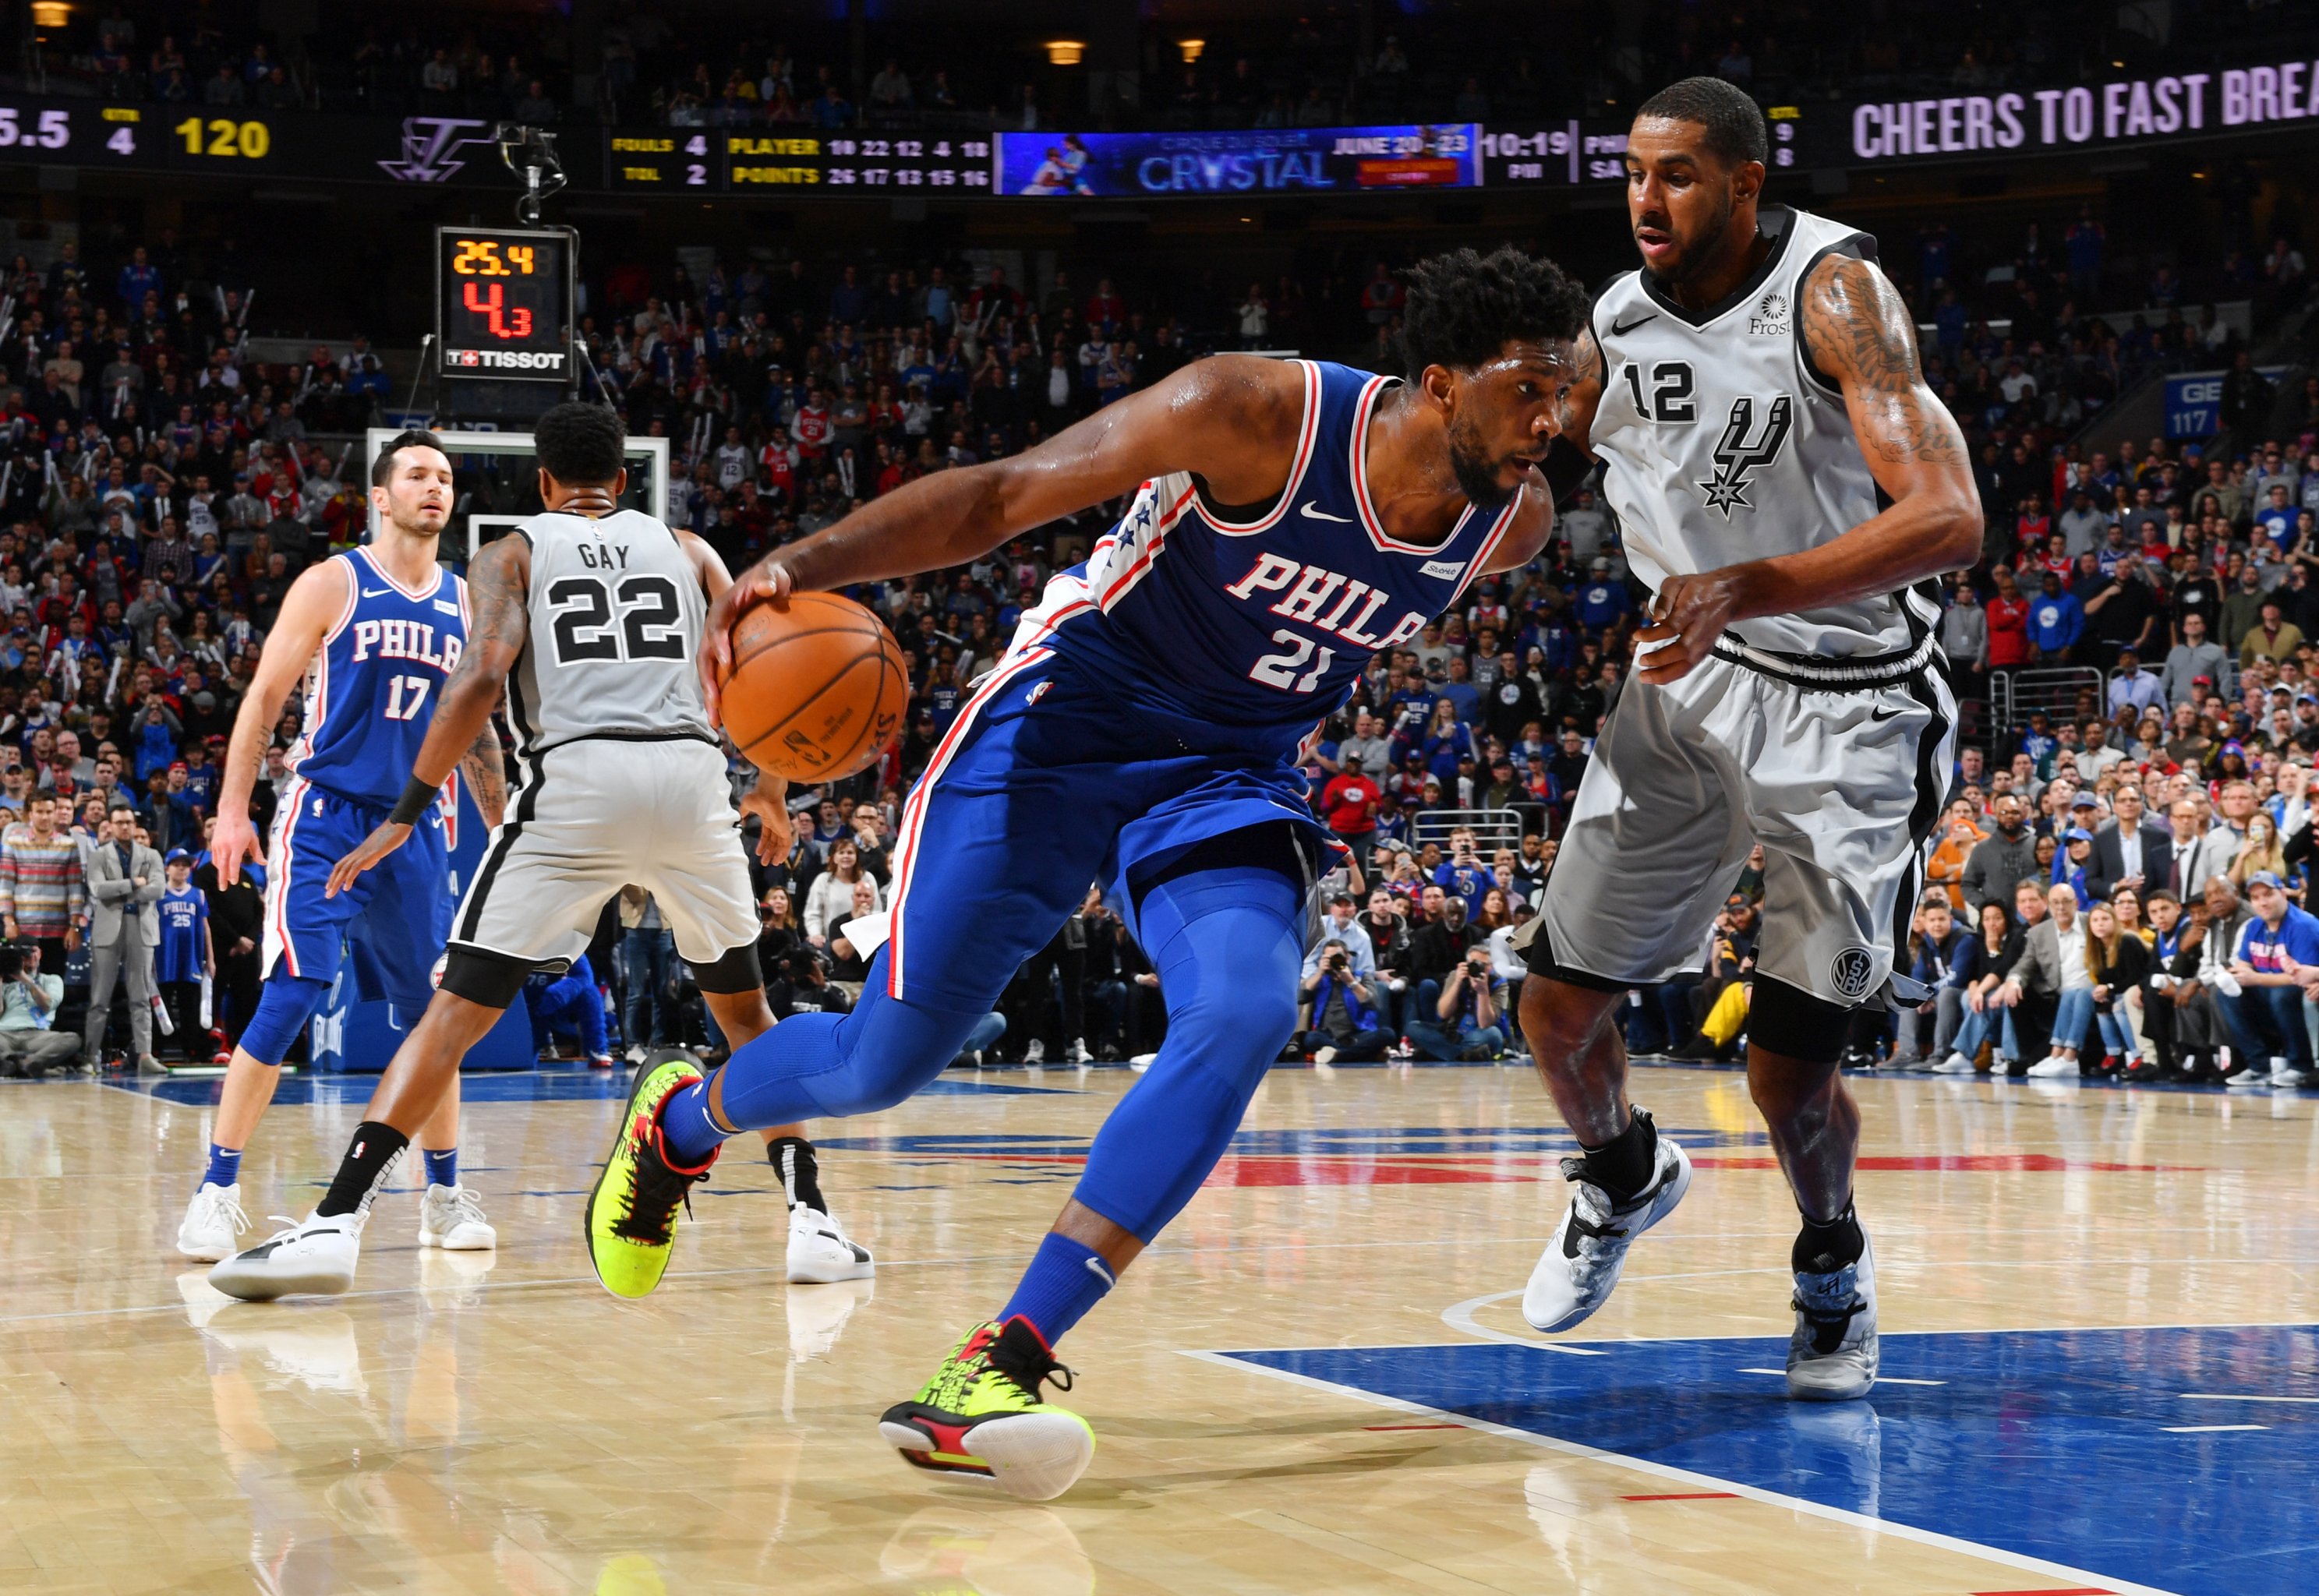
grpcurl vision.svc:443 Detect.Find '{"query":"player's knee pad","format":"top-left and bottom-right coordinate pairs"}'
top-left (1745, 975), bottom-right (1853, 1065)
top-left (236, 974), bottom-right (334, 1067)
top-left (1074, 865), bottom-right (1304, 1241)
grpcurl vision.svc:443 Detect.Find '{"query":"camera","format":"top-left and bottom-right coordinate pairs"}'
top-left (0, 945), bottom-right (20, 980)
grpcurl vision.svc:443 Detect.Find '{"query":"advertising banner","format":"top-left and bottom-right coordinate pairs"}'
top-left (995, 124), bottom-right (1478, 197)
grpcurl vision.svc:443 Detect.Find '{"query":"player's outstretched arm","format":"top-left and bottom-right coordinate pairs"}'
top-left (1634, 254), bottom-right (1981, 685)
top-left (674, 525), bottom-right (790, 863)
top-left (324, 535), bottom-right (531, 896)
top-left (210, 558), bottom-right (353, 885)
top-left (698, 354), bottom-right (1308, 720)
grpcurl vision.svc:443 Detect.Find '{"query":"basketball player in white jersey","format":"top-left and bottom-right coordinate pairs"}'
top-left (207, 403), bottom-right (870, 1298)
top-left (1512, 77), bottom-right (1981, 1400)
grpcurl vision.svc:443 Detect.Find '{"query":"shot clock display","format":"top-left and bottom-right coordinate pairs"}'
top-left (435, 228), bottom-right (573, 384)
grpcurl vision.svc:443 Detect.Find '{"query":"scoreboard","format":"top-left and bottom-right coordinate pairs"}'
top-left (604, 131), bottom-right (994, 192)
top-left (435, 228), bottom-right (572, 384)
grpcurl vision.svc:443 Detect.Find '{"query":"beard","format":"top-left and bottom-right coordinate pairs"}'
top-left (1639, 187), bottom-right (1734, 287)
top-left (1447, 410), bottom-right (1517, 510)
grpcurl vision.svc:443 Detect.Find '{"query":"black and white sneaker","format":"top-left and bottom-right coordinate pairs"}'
top-left (1786, 1231), bottom-right (1878, 1401)
top-left (1522, 1110), bottom-right (1692, 1333)
top-left (787, 1204), bottom-right (875, 1283)
top-left (208, 1213), bottom-right (364, 1301)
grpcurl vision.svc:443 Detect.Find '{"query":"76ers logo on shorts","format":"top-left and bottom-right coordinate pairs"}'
top-left (1828, 948), bottom-right (1876, 1001)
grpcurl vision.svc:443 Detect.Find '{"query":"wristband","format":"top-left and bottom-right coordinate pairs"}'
top-left (387, 776), bottom-right (437, 827)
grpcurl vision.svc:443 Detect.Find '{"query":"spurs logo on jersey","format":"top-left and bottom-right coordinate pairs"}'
top-left (1590, 203), bottom-right (1939, 659)
top-left (1698, 394), bottom-right (1793, 516)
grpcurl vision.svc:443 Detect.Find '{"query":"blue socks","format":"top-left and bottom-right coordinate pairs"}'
top-left (1000, 1232), bottom-right (1115, 1346)
top-left (423, 1147), bottom-right (458, 1188)
top-left (657, 1078), bottom-right (731, 1170)
top-left (201, 1143), bottom-right (242, 1189)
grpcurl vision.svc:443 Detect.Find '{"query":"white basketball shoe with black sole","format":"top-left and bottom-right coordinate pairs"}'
top-left (1786, 1231), bottom-right (1878, 1400)
top-left (208, 1212), bottom-right (365, 1301)
top-left (1523, 1110), bottom-right (1693, 1333)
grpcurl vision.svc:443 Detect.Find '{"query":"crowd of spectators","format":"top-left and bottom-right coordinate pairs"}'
top-left (24, 2), bottom-right (2314, 139)
top-left (0, 193), bottom-right (2304, 1074)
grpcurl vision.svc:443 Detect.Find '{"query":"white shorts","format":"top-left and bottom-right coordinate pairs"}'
top-left (450, 736), bottom-right (758, 971)
top-left (1533, 644), bottom-right (1955, 1006)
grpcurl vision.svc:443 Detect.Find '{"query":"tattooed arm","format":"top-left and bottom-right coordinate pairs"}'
top-left (1632, 253), bottom-right (1981, 684)
top-left (324, 535), bottom-right (530, 893)
top-left (459, 712), bottom-right (508, 830)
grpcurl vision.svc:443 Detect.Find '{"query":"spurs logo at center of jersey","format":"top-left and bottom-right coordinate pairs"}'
top-left (1697, 394), bottom-right (1794, 517)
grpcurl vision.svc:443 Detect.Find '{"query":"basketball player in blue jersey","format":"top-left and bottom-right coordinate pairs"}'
top-left (177, 431), bottom-right (509, 1269)
top-left (582, 248), bottom-right (1592, 1500)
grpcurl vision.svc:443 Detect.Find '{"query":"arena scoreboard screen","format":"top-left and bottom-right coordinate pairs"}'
top-left (603, 131), bottom-right (994, 192)
top-left (435, 227), bottom-right (573, 383)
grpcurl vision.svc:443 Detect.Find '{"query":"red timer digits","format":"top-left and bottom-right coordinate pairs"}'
top-left (461, 281), bottom-right (534, 340)
top-left (436, 226), bottom-right (572, 382)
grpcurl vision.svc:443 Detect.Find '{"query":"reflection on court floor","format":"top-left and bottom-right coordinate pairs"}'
top-left (1225, 1323), bottom-right (2319, 1596)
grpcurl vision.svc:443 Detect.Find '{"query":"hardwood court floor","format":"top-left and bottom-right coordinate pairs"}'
top-left (0, 1060), bottom-right (2313, 1595)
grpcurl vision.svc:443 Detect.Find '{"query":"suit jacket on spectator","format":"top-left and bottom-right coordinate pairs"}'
top-left (2009, 917), bottom-right (2065, 998)
top-left (85, 837), bottom-right (163, 945)
top-left (2086, 821), bottom-right (2172, 902)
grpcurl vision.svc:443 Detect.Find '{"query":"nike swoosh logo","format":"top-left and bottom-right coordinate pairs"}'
top-left (1610, 313), bottom-right (1657, 337)
top-left (1868, 706), bottom-right (1904, 722)
top-left (1299, 503), bottom-right (1353, 523)
top-left (360, 587), bottom-right (391, 598)
top-left (1084, 1255), bottom-right (1117, 1288)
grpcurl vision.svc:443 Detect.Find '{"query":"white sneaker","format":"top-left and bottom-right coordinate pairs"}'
top-left (787, 1204), bottom-right (875, 1284)
top-left (418, 1184), bottom-right (496, 1250)
top-left (176, 1181), bottom-right (248, 1262)
top-left (1064, 1039), bottom-right (1090, 1064)
top-left (1929, 1051), bottom-right (1976, 1075)
top-left (1023, 1039), bottom-right (1047, 1064)
top-left (2025, 1053), bottom-right (2077, 1078)
top-left (2225, 1064), bottom-right (2271, 1090)
top-left (1523, 1110), bottom-right (1692, 1333)
top-left (208, 1213), bottom-right (363, 1301)
top-left (1787, 1231), bottom-right (1878, 1401)
top-left (2271, 1066), bottom-right (2313, 1087)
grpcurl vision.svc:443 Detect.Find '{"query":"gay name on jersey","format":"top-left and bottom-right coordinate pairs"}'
top-left (1224, 553), bottom-right (1426, 649)
top-left (348, 618), bottom-right (464, 674)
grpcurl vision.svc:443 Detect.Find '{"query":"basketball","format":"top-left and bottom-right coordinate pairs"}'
top-left (719, 591), bottom-right (910, 782)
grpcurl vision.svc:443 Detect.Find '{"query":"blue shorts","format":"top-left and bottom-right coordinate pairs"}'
top-left (883, 644), bottom-right (1329, 1010)
top-left (261, 775), bottom-right (451, 1012)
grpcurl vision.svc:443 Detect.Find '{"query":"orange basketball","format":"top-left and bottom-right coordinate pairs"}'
top-left (719, 591), bottom-right (910, 782)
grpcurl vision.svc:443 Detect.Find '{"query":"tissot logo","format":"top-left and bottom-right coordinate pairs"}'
top-left (448, 348), bottom-right (567, 371)
top-left (379, 117), bottom-right (496, 182)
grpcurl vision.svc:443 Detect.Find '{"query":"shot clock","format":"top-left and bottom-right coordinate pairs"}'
top-left (435, 227), bottom-right (572, 384)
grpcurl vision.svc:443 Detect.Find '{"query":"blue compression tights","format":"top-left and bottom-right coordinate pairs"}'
top-left (682, 863), bottom-right (1304, 1246)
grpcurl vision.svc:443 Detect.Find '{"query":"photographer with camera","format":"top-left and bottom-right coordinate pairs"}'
top-left (0, 941), bottom-right (77, 1077)
top-left (1293, 937), bottom-right (1388, 1064)
top-left (1409, 942), bottom-right (1508, 1062)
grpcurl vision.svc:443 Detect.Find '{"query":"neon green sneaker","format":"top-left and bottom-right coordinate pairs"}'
top-left (585, 1056), bottom-right (717, 1298)
top-left (878, 1315), bottom-right (1094, 1501)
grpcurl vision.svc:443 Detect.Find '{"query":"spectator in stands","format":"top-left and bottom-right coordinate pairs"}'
top-left (1294, 939), bottom-right (1389, 1064)
top-left (1409, 943), bottom-right (1505, 1062)
top-left (2219, 872), bottom-right (2319, 1086)
top-left (0, 794), bottom-right (85, 979)
top-left (2165, 613), bottom-right (2230, 705)
top-left (0, 941), bottom-right (73, 1077)
top-left (1320, 753), bottom-right (1383, 871)
top-left (803, 838), bottom-right (880, 945)
top-left (1960, 793), bottom-right (2035, 913)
